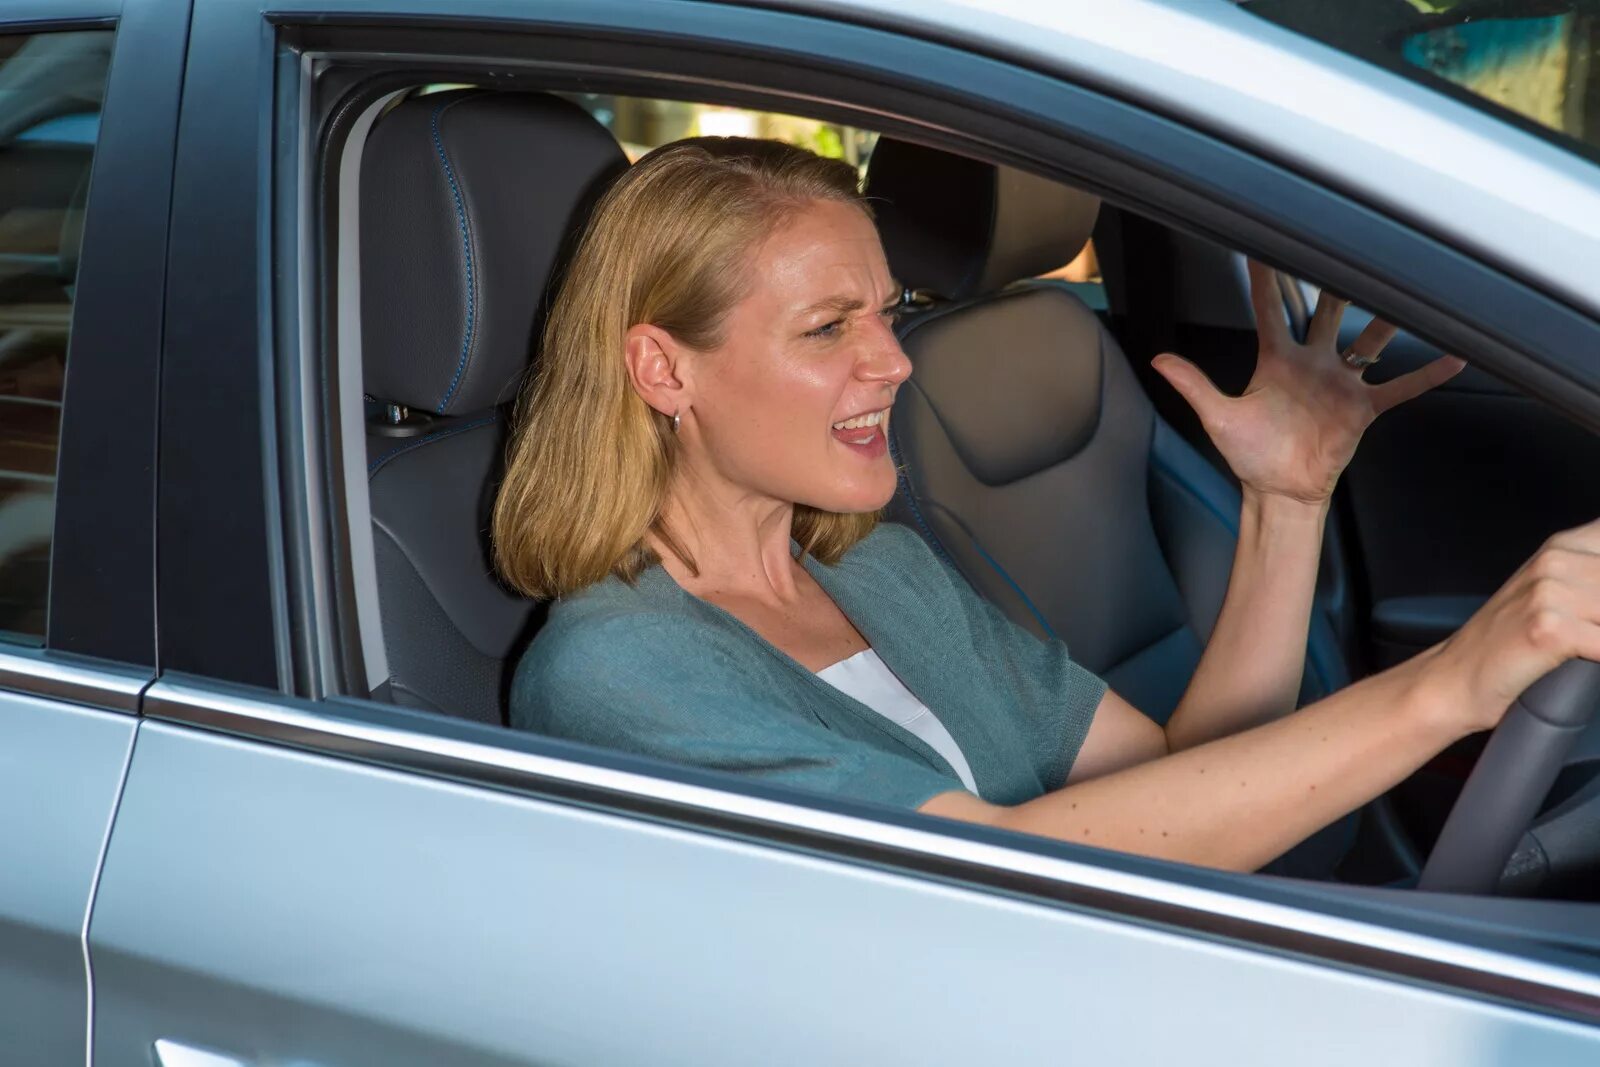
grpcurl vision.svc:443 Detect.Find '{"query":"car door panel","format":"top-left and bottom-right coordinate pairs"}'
top-left (89, 707), bottom-right (1600, 1066)
top-left (0, 684), bottom-right (135, 1066)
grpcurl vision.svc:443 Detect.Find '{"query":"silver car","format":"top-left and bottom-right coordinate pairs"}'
top-left (5, 0), bottom-right (1600, 1063)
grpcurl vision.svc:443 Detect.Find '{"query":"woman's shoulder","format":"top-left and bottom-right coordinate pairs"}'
top-left (834, 520), bottom-right (942, 572)
top-left (524, 572), bottom-right (725, 669)
top-left (510, 570), bottom-right (751, 726)
top-left (831, 521), bottom-right (964, 604)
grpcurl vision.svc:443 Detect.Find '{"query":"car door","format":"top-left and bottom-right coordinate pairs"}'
top-left (86, 2), bottom-right (1600, 1065)
top-left (0, 1), bottom-right (186, 1064)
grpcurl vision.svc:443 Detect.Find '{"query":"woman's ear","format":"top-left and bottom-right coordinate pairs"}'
top-left (623, 323), bottom-right (689, 419)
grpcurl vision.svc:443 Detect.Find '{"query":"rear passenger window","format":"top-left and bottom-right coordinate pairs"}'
top-left (0, 30), bottom-right (112, 645)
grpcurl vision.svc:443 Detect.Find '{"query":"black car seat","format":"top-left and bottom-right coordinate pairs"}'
top-left (360, 90), bottom-right (627, 723)
top-left (865, 139), bottom-right (1355, 875)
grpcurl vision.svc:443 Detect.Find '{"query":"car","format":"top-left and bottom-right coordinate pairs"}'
top-left (4, 0), bottom-right (1600, 1063)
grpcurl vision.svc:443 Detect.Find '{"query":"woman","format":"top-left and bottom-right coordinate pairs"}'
top-left (493, 137), bottom-right (1600, 872)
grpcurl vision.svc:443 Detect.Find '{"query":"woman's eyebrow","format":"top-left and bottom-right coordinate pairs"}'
top-left (795, 281), bottom-right (904, 318)
top-left (795, 294), bottom-right (866, 317)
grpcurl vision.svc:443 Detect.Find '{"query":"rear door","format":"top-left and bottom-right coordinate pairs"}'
top-left (85, 2), bottom-right (1600, 1065)
top-left (0, 0), bottom-right (187, 1063)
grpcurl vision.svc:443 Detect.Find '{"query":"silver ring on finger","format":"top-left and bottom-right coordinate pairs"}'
top-left (1342, 346), bottom-right (1381, 369)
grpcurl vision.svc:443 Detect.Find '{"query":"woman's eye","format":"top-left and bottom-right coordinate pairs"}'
top-left (804, 319), bottom-right (844, 339)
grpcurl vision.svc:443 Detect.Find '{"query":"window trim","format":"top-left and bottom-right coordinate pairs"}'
top-left (0, 6), bottom-right (117, 28)
top-left (0, 644), bottom-right (148, 713)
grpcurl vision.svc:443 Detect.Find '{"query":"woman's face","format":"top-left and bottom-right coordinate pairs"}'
top-left (679, 198), bottom-right (911, 515)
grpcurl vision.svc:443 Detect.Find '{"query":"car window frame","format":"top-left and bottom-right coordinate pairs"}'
top-left (146, 0), bottom-right (1600, 1027)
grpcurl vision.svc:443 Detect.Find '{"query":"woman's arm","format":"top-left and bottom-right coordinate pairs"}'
top-left (930, 650), bottom-right (1453, 871)
top-left (927, 517), bottom-right (1600, 871)
top-left (1063, 492), bottom-right (1328, 782)
top-left (1124, 264), bottom-right (1462, 755)
top-left (1162, 490), bottom-right (1327, 750)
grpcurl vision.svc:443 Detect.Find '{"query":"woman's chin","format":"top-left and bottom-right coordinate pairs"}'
top-left (802, 474), bottom-right (897, 515)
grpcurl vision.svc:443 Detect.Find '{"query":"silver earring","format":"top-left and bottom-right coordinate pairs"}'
top-left (672, 410), bottom-right (681, 434)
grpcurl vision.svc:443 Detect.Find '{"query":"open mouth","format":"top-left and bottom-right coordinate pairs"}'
top-left (831, 407), bottom-right (890, 457)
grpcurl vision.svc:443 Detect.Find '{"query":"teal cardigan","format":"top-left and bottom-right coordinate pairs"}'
top-left (511, 523), bottom-right (1107, 809)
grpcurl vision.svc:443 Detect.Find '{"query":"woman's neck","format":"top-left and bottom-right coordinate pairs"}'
top-left (650, 474), bottom-right (804, 604)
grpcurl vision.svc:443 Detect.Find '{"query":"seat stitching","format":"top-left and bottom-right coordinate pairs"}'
top-left (367, 412), bottom-right (498, 478)
top-left (1148, 450), bottom-right (1240, 536)
top-left (431, 96), bottom-right (478, 415)
top-left (922, 500), bottom-right (1060, 642)
top-left (888, 419), bottom-right (955, 570)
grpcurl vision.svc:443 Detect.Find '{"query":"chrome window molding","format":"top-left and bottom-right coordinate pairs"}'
top-left (144, 675), bottom-right (1600, 1026)
top-left (0, 646), bottom-right (148, 713)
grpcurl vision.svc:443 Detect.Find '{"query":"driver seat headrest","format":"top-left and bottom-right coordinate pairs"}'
top-left (864, 138), bottom-right (1100, 302)
top-left (360, 90), bottom-right (628, 416)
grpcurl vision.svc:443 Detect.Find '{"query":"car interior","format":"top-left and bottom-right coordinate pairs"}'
top-left (333, 83), bottom-right (1600, 897)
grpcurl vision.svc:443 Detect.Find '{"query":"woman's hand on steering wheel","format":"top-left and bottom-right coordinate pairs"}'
top-left (1427, 518), bottom-right (1600, 734)
top-left (1151, 260), bottom-right (1465, 507)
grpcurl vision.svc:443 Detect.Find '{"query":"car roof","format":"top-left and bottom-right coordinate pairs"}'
top-left (729, 0), bottom-right (1600, 320)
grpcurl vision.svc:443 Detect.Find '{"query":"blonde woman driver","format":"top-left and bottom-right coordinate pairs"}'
top-left (492, 137), bottom-right (1600, 872)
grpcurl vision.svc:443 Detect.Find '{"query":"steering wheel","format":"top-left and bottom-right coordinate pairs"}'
top-left (1419, 659), bottom-right (1600, 895)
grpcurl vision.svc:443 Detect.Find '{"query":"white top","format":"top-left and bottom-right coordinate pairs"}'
top-left (816, 649), bottom-right (979, 796)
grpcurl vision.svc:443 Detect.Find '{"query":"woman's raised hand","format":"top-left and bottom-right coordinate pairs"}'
top-left (1426, 519), bottom-right (1600, 733)
top-left (1151, 260), bottom-right (1465, 506)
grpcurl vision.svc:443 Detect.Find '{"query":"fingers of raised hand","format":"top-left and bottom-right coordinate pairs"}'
top-left (1343, 317), bottom-right (1400, 370)
top-left (1368, 354), bottom-right (1466, 414)
top-left (1306, 289), bottom-right (1349, 350)
top-left (1246, 259), bottom-right (1291, 350)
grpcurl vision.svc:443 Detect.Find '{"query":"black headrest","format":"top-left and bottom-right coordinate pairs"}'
top-left (864, 138), bottom-right (1100, 302)
top-left (898, 286), bottom-right (1105, 485)
top-left (360, 91), bottom-right (628, 415)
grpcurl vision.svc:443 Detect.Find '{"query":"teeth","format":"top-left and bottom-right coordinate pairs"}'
top-left (832, 408), bottom-right (887, 431)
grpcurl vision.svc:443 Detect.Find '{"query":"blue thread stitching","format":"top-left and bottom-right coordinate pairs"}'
top-left (431, 99), bottom-right (476, 415)
top-left (368, 413), bottom-right (497, 478)
top-left (970, 539), bottom-right (1059, 640)
top-left (1149, 455), bottom-right (1240, 537)
top-left (888, 425), bottom-right (955, 569)
top-left (890, 427), bottom-right (1058, 639)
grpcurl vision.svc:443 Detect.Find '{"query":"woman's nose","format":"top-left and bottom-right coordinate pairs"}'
top-left (859, 323), bottom-right (912, 385)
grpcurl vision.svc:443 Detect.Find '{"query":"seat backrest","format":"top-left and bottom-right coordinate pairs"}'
top-left (360, 90), bottom-right (627, 722)
top-left (865, 139), bottom-right (1350, 724)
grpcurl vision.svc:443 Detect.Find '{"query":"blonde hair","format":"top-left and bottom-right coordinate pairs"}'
top-left (493, 136), bottom-right (879, 599)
